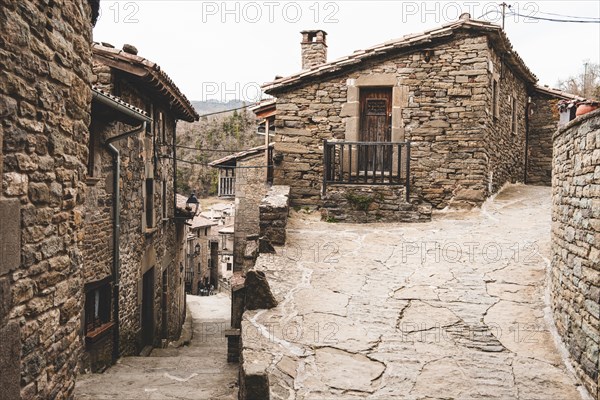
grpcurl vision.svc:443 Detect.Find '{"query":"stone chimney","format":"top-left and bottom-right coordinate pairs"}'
top-left (301, 30), bottom-right (327, 70)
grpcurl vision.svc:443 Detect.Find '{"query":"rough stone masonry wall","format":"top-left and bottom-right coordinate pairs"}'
top-left (0, 1), bottom-right (95, 398)
top-left (551, 109), bottom-right (600, 399)
top-left (272, 33), bottom-right (526, 212)
top-left (90, 68), bottom-right (185, 355)
top-left (259, 186), bottom-right (290, 246)
top-left (321, 185), bottom-right (431, 223)
top-left (484, 47), bottom-right (528, 196)
top-left (233, 153), bottom-right (269, 273)
top-left (527, 92), bottom-right (560, 186)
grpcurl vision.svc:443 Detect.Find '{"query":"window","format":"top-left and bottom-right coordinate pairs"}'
top-left (511, 95), bottom-right (517, 135)
top-left (161, 112), bottom-right (166, 144)
top-left (162, 180), bottom-right (167, 220)
top-left (85, 283), bottom-right (112, 335)
top-left (146, 178), bottom-right (155, 228)
top-left (492, 78), bottom-right (499, 119)
top-left (227, 262), bottom-right (232, 271)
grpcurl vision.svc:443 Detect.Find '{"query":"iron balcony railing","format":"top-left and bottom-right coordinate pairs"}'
top-left (323, 140), bottom-right (411, 201)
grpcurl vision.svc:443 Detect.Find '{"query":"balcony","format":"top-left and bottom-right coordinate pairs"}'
top-left (218, 176), bottom-right (235, 198)
top-left (323, 140), bottom-right (411, 200)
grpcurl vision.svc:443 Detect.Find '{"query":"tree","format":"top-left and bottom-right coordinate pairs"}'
top-left (557, 61), bottom-right (600, 99)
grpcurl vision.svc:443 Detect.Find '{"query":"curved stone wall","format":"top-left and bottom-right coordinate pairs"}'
top-left (551, 108), bottom-right (600, 399)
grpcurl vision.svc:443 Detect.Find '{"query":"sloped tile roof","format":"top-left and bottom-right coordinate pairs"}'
top-left (93, 43), bottom-right (199, 122)
top-left (92, 86), bottom-right (150, 118)
top-left (263, 16), bottom-right (537, 93)
top-left (208, 143), bottom-right (274, 167)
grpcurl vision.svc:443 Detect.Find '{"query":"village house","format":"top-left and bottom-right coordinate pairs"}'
top-left (262, 14), bottom-right (568, 222)
top-left (81, 42), bottom-right (199, 371)
top-left (176, 194), bottom-right (217, 295)
top-left (209, 143), bottom-right (273, 273)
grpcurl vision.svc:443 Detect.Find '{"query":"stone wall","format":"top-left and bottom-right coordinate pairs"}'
top-left (271, 32), bottom-right (530, 213)
top-left (233, 153), bottom-right (269, 273)
top-left (551, 109), bottom-right (600, 399)
top-left (321, 185), bottom-right (431, 223)
top-left (483, 46), bottom-right (528, 196)
top-left (0, 0), bottom-right (96, 397)
top-left (527, 92), bottom-right (559, 186)
top-left (88, 63), bottom-right (186, 358)
top-left (259, 186), bottom-right (290, 246)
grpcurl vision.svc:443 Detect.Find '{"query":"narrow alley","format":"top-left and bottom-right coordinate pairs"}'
top-left (75, 294), bottom-right (238, 399)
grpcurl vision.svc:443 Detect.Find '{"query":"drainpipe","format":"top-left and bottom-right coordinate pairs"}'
top-left (105, 122), bottom-right (148, 361)
top-left (524, 96), bottom-right (531, 184)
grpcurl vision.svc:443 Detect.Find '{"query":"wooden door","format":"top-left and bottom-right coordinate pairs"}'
top-left (359, 88), bottom-right (392, 172)
top-left (210, 241), bottom-right (219, 289)
top-left (142, 268), bottom-right (155, 347)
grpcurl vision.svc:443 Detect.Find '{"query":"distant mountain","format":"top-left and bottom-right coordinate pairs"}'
top-left (192, 100), bottom-right (249, 116)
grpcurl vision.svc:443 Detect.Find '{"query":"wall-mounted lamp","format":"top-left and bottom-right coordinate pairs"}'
top-left (186, 192), bottom-right (200, 216)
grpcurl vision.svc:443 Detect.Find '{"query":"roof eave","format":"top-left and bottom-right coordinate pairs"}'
top-left (93, 46), bottom-right (199, 122)
top-left (263, 19), bottom-right (538, 93)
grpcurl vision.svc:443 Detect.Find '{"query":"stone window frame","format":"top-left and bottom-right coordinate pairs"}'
top-left (84, 280), bottom-right (113, 339)
top-left (492, 75), bottom-right (500, 120)
top-left (161, 179), bottom-right (168, 222)
top-left (340, 74), bottom-right (408, 175)
top-left (510, 93), bottom-right (518, 135)
top-left (144, 177), bottom-right (156, 230)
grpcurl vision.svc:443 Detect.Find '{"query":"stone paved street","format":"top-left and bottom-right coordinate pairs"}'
top-left (243, 185), bottom-right (593, 400)
top-left (75, 294), bottom-right (237, 399)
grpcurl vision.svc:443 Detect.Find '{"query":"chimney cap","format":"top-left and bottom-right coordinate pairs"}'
top-left (459, 12), bottom-right (471, 20)
top-left (300, 29), bottom-right (328, 35)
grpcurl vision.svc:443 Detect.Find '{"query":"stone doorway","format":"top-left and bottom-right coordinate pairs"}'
top-left (359, 87), bottom-right (393, 173)
top-left (141, 268), bottom-right (155, 347)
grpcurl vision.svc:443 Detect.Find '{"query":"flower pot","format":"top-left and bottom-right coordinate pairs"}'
top-left (576, 103), bottom-right (599, 116)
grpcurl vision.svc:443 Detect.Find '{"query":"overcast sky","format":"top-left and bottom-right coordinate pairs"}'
top-left (93, 1), bottom-right (600, 102)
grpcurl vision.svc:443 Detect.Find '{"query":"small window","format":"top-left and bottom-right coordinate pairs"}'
top-left (227, 262), bottom-right (232, 271)
top-left (146, 178), bottom-right (155, 228)
top-left (161, 112), bottom-right (166, 144)
top-left (162, 180), bottom-right (167, 220)
top-left (511, 95), bottom-right (518, 135)
top-left (492, 78), bottom-right (499, 119)
top-left (85, 284), bottom-right (112, 334)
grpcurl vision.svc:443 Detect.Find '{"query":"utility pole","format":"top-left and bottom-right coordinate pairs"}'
top-left (500, 2), bottom-right (509, 30)
top-left (583, 60), bottom-right (589, 98)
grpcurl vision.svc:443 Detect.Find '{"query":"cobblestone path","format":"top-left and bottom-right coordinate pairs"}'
top-left (243, 185), bottom-right (591, 400)
top-left (75, 293), bottom-right (237, 399)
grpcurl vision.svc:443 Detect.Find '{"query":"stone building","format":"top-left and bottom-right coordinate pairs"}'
top-left (176, 194), bottom-right (217, 295)
top-left (262, 14), bottom-right (566, 221)
top-left (527, 86), bottom-right (584, 186)
top-left (210, 144), bottom-right (273, 273)
top-left (82, 43), bottom-right (199, 370)
top-left (551, 109), bottom-right (600, 399)
top-left (1, 0), bottom-right (99, 398)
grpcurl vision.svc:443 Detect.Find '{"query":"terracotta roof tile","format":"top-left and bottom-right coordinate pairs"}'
top-left (92, 43), bottom-right (199, 122)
